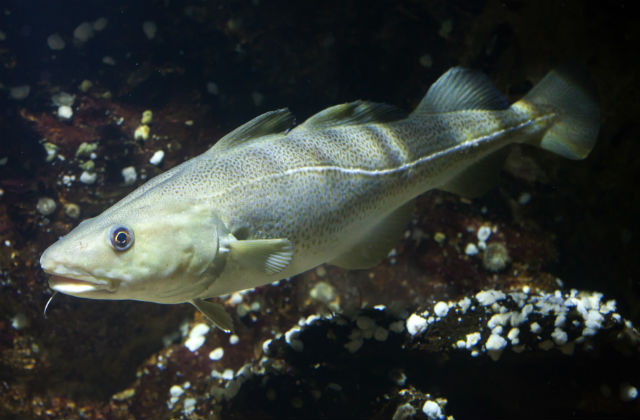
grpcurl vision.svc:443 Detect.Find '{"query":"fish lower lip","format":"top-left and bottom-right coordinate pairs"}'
top-left (49, 276), bottom-right (111, 293)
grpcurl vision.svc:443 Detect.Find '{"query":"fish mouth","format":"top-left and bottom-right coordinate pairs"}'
top-left (48, 275), bottom-right (115, 294)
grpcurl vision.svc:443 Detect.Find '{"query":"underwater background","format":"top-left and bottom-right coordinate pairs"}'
top-left (1, 0), bottom-right (639, 418)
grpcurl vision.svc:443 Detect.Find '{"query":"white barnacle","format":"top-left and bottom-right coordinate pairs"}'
top-left (406, 313), bottom-right (428, 336)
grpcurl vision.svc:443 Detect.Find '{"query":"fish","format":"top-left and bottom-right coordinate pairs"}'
top-left (40, 67), bottom-right (600, 332)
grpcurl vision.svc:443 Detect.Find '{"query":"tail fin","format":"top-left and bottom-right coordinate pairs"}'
top-left (521, 67), bottom-right (600, 159)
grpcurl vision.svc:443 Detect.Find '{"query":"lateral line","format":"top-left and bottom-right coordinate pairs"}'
top-left (212, 117), bottom-right (546, 199)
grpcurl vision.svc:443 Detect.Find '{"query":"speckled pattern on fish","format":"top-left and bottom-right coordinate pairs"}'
top-left (40, 67), bottom-right (599, 331)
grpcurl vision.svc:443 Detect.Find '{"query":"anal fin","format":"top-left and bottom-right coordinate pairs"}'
top-left (439, 148), bottom-right (509, 198)
top-left (329, 201), bottom-right (414, 270)
top-left (191, 299), bottom-right (234, 333)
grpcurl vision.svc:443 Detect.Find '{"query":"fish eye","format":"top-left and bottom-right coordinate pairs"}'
top-left (109, 226), bottom-right (134, 251)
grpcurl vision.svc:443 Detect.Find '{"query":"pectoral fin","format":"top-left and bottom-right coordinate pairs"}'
top-left (329, 201), bottom-right (414, 269)
top-left (191, 299), bottom-right (234, 333)
top-left (229, 238), bottom-right (294, 275)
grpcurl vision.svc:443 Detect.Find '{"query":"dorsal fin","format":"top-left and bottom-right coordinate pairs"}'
top-left (413, 67), bottom-right (508, 115)
top-left (211, 108), bottom-right (295, 151)
top-left (300, 100), bottom-right (407, 130)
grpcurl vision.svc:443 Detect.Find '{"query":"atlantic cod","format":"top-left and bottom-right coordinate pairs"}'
top-left (40, 67), bottom-right (600, 331)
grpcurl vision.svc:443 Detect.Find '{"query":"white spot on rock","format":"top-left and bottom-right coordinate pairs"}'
top-left (169, 384), bottom-right (184, 398)
top-left (393, 403), bottom-right (416, 419)
top-left (121, 166), bottom-right (137, 185)
top-left (464, 332), bottom-right (482, 349)
top-left (485, 333), bottom-right (507, 351)
top-left (222, 369), bottom-right (234, 380)
top-left (465, 243), bottom-right (479, 256)
top-left (183, 397), bottom-right (196, 414)
top-left (488, 312), bottom-right (511, 329)
top-left (11, 313), bottom-right (29, 330)
top-left (149, 150), bottom-right (164, 166)
top-left (406, 313), bottom-right (428, 336)
top-left (457, 297), bottom-right (471, 314)
top-left (57, 105), bottom-right (73, 120)
top-left (476, 290), bottom-right (506, 306)
top-left (209, 347), bottom-right (224, 361)
top-left (585, 310), bottom-right (604, 330)
top-left (185, 323), bottom-right (210, 352)
top-left (477, 225), bottom-right (492, 242)
top-left (486, 333), bottom-right (507, 361)
top-left (551, 328), bottom-right (568, 346)
top-left (310, 281), bottom-right (335, 304)
top-left (80, 171), bottom-right (97, 184)
top-left (530, 322), bottom-right (542, 334)
top-left (285, 326), bottom-right (304, 351)
top-left (422, 400), bottom-right (444, 419)
top-left (36, 197), bottom-right (56, 216)
top-left (434, 301), bottom-right (450, 318)
top-left (262, 338), bottom-right (272, 355)
top-left (620, 384), bottom-right (638, 401)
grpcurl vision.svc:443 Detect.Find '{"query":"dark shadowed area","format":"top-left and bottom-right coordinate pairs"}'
top-left (1, 0), bottom-right (638, 418)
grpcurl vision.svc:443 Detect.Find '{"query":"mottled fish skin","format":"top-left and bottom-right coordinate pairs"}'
top-left (190, 107), bottom-right (544, 295)
top-left (40, 67), bottom-right (599, 329)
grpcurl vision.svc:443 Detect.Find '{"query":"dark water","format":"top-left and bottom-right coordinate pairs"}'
top-left (1, 1), bottom-right (638, 418)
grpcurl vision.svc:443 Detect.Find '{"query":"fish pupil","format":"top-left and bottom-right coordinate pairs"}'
top-left (115, 231), bottom-right (128, 246)
top-left (110, 226), bottom-right (133, 251)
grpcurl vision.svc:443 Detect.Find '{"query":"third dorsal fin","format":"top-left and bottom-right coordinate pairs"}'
top-left (413, 67), bottom-right (509, 115)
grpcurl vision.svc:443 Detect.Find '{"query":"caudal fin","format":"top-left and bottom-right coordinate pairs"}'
top-left (521, 67), bottom-right (600, 159)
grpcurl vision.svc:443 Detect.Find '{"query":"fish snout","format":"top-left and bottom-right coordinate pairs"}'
top-left (40, 242), bottom-right (117, 294)
top-left (39, 244), bottom-right (58, 274)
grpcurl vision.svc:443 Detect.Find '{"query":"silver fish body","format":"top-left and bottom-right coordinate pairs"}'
top-left (40, 67), bottom-right (599, 331)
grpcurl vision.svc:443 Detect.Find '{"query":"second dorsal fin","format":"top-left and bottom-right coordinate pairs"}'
top-left (413, 67), bottom-right (509, 115)
top-left (299, 100), bottom-right (407, 130)
top-left (210, 108), bottom-right (295, 152)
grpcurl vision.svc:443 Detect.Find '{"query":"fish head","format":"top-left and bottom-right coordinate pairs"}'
top-left (40, 199), bottom-right (224, 303)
